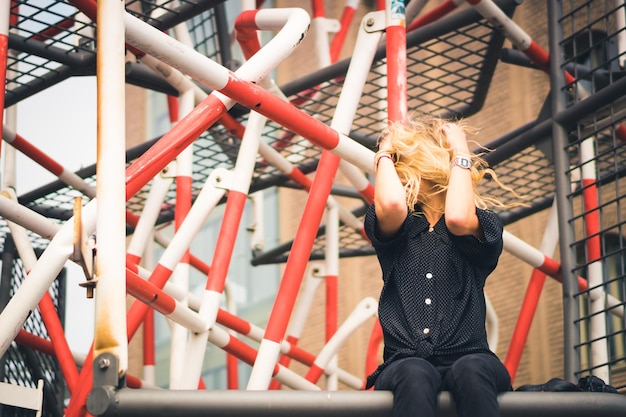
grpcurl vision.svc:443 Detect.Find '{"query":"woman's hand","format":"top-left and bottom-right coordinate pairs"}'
top-left (442, 123), bottom-right (470, 155)
top-left (378, 133), bottom-right (394, 153)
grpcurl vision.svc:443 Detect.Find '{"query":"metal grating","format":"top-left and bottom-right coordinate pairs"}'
top-left (2, 1), bottom-right (624, 268)
top-left (1, 244), bottom-right (66, 417)
top-left (5, 1), bottom-right (523, 264)
top-left (560, 0), bottom-right (626, 390)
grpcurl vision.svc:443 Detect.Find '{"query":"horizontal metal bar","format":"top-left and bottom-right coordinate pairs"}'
top-left (87, 388), bottom-right (626, 417)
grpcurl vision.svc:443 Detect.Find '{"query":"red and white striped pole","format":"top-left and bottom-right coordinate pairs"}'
top-left (504, 202), bottom-right (559, 382)
top-left (386, 0), bottom-right (408, 124)
top-left (247, 8), bottom-right (386, 389)
top-left (0, 0), bottom-right (11, 158)
top-left (579, 136), bottom-right (610, 381)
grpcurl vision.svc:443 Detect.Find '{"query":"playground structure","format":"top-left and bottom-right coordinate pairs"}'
top-left (0, 0), bottom-right (625, 416)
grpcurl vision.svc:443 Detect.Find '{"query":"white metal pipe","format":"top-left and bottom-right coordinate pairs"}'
top-left (5, 208), bottom-right (39, 271)
top-left (93, 0), bottom-right (128, 374)
top-left (484, 293), bottom-right (499, 351)
top-left (465, 0), bottom-right (532, 51)
top-left (247, 339), bottom-right (283, 390)
top-left (138, 54), bottom-right (206, 104)
top-left (180, 111), bottom-right (266, 389)
top-left (126, 168), bottom-right (174, 259)
top-left (2, 105), bottom-right (17, 190)
top-left (124, 13), bottom-right (230, 90)
top-left (312, 297), bottom-right (377, 371)
top-left (579, 137), bottom-right (609, 382)
top-left (0, 192), bottom-right (60, 240)
top-left (169, 261), bottom-right (190, 389)
top-left (0, 200), bottom-right (97, 356)
top-left (325, 202), bottom-right (340, 277)
top-left (156, 182), bottom-right (225, 271)
top-left (249, 191), bottom-right (265, 252)
top-left (288, 263), bottom-right (325, 339)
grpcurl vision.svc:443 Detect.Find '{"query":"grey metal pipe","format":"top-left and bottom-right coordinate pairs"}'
top-left (547, 0), bottom-right (580, 383)
top-left (87, 388), bottom-right (626, 417)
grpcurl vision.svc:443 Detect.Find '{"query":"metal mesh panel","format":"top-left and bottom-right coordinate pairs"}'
top-left (5, 1), bottom-right (519, 262)
top-left (1, 246), bottom-right (66, 417)
top-left (560, 0), bottom-right (626, 390)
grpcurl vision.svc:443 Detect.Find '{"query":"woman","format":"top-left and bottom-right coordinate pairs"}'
top-left (365, 114), bottom-right (515, 417)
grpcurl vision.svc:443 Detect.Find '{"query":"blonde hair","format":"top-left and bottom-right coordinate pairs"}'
top-left (378, 114), bottom-right (519, 214)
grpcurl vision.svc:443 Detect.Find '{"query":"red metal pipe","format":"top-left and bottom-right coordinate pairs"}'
top-left (64, 349), bottom-right (93, 417)
top-left (330, 5), bottom-right (356, 62)
top-left (0, 7), bottom-right (9, 159)
top-left (38, 292), bottom-right (80, 393)
top-left (235, 10), bottom-right (262, 60)
top-left (264, 151), bottom-right (341, 343)
top-left (385, 13), bottom-right (408, 124)
top-left (312, 0), bottom-right (325, 19)
top-left (5, 131), bottom-right (65, 176)
top-left (581, 180), bottom-right (602, 262)
top-left (125, 94), bottom-right (227, 200)
top-left (206, 191), bottom-right (248, 293)
top-left (504, 268), bottom-right (547, 383)
top-left (326, 274), bottom-right (338, 341)
top-left (32, 18), bottom-right (75, 42)
top-left (142, 309), bottom-right (155, 369)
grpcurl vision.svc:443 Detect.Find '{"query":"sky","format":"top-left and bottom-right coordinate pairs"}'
top-left (14, 76), bottom-right (97, 354)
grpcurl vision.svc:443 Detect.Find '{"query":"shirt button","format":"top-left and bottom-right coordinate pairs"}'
top-left (426, 273), bottom-right (433, 279)
top-left (425, 298), bottom-right (432, 305)
top-left (423, 328), bottom-right (430, 334)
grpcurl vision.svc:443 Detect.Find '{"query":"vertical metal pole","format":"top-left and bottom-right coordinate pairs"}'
top-left (385, 0), bottom-right (408, 124)
top-left (0, 0), bottom-right (11, 160)
top-left (547, 0), bottom-right (579, 382)
top-left (94, 0), bottom-right (128, 381)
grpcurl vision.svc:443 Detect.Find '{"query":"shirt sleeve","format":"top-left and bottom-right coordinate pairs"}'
top-left (448, 208), bottom-right (503, 270)
top-left (364, 204), bottom-right (409, 253)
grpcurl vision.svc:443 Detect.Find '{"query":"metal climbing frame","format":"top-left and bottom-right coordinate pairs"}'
top-left (0, 0), bottom-right (624, 416)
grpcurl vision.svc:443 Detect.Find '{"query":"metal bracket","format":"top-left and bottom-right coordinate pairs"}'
top-left (159, 160), bottom-right (178, 179)
top-left (87, 353), bottom-right (124, 417)
top-left (208, 167), bottom-right (235, 191)
top-left (72, 197), bottom-right (97, 298)
top-left (363, 10), bottom-right (386, 33)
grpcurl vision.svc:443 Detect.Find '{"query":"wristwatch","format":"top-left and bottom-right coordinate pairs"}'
top-left (451, 155), bottom-right (472, 170)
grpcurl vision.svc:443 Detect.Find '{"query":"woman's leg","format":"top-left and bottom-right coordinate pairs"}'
top-left (442, 353), bottom-right (511, 417)
top-left (374, 357), bottom-right (442, 417)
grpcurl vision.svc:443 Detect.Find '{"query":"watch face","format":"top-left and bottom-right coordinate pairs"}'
top-left (455, 156), bottom-right (471, 168)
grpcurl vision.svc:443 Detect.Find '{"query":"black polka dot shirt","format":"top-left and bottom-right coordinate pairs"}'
top-left (364, 204), bottom-right (504, 388)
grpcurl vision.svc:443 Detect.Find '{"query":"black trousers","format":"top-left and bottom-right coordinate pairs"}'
top-left (374, 353), bottom-right (512, 417)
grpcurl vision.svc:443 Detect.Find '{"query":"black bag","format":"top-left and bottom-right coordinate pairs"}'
top-left (577, 375), bottom-right (618, 393)
top-left (516, 377), bottom-right (582, 392)
top-left (516, 375), bottom-right (618, 393)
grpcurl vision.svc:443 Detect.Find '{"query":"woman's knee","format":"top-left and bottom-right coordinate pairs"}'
top-left (377, 358), bottom-right (441, 391)
top-left (447, 354), bottom-right (510, 391)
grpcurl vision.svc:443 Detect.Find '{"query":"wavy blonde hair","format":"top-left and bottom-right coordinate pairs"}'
top-left (378, 114), bottom-right (520, 214)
